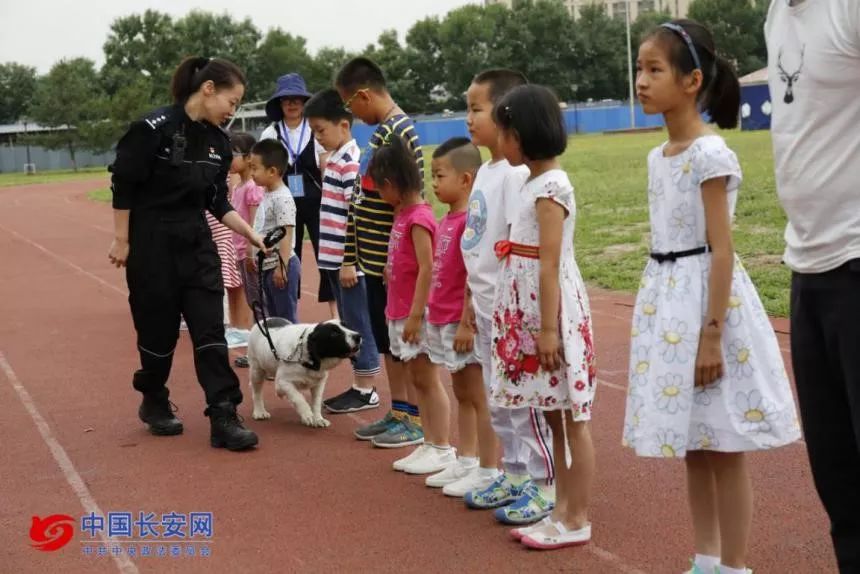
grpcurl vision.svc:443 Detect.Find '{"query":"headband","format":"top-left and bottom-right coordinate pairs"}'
top-left (660, 23), bottom-right (702, 71)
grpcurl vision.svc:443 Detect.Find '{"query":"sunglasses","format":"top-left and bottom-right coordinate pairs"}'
top-left (343, 88), bottom-right (369, 113)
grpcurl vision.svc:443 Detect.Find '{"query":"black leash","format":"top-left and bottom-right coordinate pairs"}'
top-left (251, 227), bottom-right (320, 371)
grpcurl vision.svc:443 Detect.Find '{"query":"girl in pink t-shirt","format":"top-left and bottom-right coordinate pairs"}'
top-left (228, 133), bottom-right (265, 367)
top-left (368, 135), bottom-right (455, 476)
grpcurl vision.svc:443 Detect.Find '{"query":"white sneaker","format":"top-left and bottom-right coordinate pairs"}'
top-left (392, 445), bottom-right (429, 472)
top-left (403, 446), bottom-right (457, 475)
top-left (443, 467), bottom-right (502, 497)
top-left (425, 458), bottom-right (478, 488)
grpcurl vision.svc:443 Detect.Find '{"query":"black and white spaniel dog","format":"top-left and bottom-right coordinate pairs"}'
top-left (247, 319), bottom-right (360, 427)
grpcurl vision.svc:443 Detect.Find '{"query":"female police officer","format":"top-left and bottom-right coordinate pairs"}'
top-left (108, 56), bottom-right (264, 451)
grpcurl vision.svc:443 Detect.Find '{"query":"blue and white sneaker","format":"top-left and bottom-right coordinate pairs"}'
top-left (494, 481), bottom-right (554, 525)
top-left (464, 473), bottom-right (530, 510)
top-left (225, 328), bottom-right (250, 349)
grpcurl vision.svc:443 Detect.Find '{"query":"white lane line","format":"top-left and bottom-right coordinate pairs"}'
top-left (0, 222), bottom-right (127, 297)
top-left (0, 352), bottom-right (139, 574)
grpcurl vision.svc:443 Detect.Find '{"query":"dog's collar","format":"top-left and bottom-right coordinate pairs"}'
top-left (278, 326), bottom-right (321, 371)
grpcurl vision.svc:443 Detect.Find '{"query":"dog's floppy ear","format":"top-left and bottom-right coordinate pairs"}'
top-left (302, 327), bottom-right (322, 371)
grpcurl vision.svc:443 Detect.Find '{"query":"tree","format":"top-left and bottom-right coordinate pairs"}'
top-left (503, 0), bottom-right (579, 101)
top-left (86, 76), bottom-right (154, 153)
top-left (573, 5), bottom-right (628, 101)
top-left (103, 10), bottom-right (263, 103)
top-left (247, 28), bottom-right (313, 101)
top-left (101, 10), bottom-right (180, 103)
top-left (631, 10), bottom-right (674, 47)
top-left (28, 58), bottom-right (104, 170)
top-left (403, 17), bottom-right (447, 112)
top-left (174, 11), bottom-right (260, 72)
top-left (0, 63), bottom-right (38, 124)
top-left (364, 30), bottom-right (425, 112)
top-left (688, 0), bottom-right (767, 75)
top-left (438, 4), bottom-right (511, 108)
top-left (306, 47), bottom-right (354, 94)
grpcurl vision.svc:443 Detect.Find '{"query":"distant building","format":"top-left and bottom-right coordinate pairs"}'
top-left (484, 0), bottom-right (690, 20)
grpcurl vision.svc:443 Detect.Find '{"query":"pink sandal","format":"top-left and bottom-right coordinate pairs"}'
top-left (520, 521), bottom-right (591, 550)
top-left (510, 516), bottom-right (552, 541)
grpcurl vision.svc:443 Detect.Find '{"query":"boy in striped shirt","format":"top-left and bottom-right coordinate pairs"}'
top-left (329, 57), bottom-right (425, 447)
top-left (305, 89), bottom-right (382, 407)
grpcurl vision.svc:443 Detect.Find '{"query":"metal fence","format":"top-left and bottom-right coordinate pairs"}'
top-left (0, 144), bottom-right (113, 174)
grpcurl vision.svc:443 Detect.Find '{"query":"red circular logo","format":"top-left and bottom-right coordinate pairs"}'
top-left (30, 514), bottom-right (75, 552)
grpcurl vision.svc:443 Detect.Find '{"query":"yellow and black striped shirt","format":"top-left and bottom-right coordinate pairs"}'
top-left (343, 114), bottom-right (424, 277)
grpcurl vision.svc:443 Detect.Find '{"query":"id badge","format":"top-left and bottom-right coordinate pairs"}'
top-left (288, 175), bottom-right (305, 198)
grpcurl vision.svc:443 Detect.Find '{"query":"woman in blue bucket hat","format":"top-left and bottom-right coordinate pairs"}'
top-left (260, 73), bottom-right (335, 313)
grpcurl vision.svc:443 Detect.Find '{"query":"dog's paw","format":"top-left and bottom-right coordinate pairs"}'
top-left (300, 413), bottom-right (315, 427)
top-left (252, 409), bottom-right (271, 421)
top-left (311, 416), bottom-right (331, 428)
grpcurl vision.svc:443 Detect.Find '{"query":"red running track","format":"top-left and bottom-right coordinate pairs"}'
top-left (0, 178), bottom-right (835, 573)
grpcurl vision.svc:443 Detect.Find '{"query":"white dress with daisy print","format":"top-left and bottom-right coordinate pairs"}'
top-left (623, 135), bottom-right (800, 458)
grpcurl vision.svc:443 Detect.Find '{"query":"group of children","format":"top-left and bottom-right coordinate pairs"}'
top-left (217, 19), bottom-right (801, 574)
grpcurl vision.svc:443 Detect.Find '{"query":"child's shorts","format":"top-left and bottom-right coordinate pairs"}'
top-left (388, 319), bottom-right (430, 362)
top-left (426, 322), bottom-right (479, 373)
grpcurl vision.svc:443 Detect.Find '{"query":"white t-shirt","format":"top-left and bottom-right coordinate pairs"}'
top-left (260, 120), bottom-right (325, 167)
top-left (766, 0), bottom-right (860, 273)
top-left (461, 159), bottom-right (529, 318)
top-left (253, 184), bottom-right (297, 270)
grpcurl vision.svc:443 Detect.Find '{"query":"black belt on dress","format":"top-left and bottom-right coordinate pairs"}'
top-left (649, 245), bottom-right (711, 263)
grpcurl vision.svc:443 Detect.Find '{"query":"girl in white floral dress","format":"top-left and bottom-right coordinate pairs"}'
top-left (625, 20), bottom-right (801, 574)
top-left (490, 85), bottom-right (596, 551)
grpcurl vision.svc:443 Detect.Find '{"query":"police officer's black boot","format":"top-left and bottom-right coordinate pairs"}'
top-left (205, 402), bottom-right (258, 451)
top-left (138, 390), bottom-right (184, 436)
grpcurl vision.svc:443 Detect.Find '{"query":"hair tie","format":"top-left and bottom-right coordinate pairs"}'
top-left (381, 131), bottom-right (395, 146)
top-left (660, 22), bottom-right (702, 71)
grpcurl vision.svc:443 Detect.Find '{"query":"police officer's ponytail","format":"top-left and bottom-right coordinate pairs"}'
top-left (171, 56), bottom-right (246, 104)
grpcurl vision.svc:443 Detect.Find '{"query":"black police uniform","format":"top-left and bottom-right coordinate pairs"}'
top-left (111, 104), bottom-right (256, 450)
top-left (272, 122), bottom-right (334, 303)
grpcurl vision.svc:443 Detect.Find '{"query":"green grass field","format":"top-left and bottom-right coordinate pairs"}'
top-left (77, 129), bottom-right (790, 316)
top-left (0, 166), bottom-right (108, 188)
top-left (424, 129), bottom-right (790, 317)
top-left (88, 188), bottom-right (112, 202)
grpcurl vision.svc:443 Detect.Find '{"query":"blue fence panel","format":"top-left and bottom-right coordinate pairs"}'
top-left (350, 104), bottom-right (665, 148)
top-left (740, 84), bottom-right (772, 131)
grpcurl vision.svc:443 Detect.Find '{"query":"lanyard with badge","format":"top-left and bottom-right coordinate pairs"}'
top-left (279, 119), bottom-right (307, 198)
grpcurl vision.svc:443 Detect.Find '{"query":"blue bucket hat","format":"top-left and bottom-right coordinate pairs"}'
top-left (265, 73), bottom-right (312, 121)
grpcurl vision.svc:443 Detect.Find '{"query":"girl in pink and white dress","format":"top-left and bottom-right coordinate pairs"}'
top-left (490, 84), bottom-right (597, 551)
